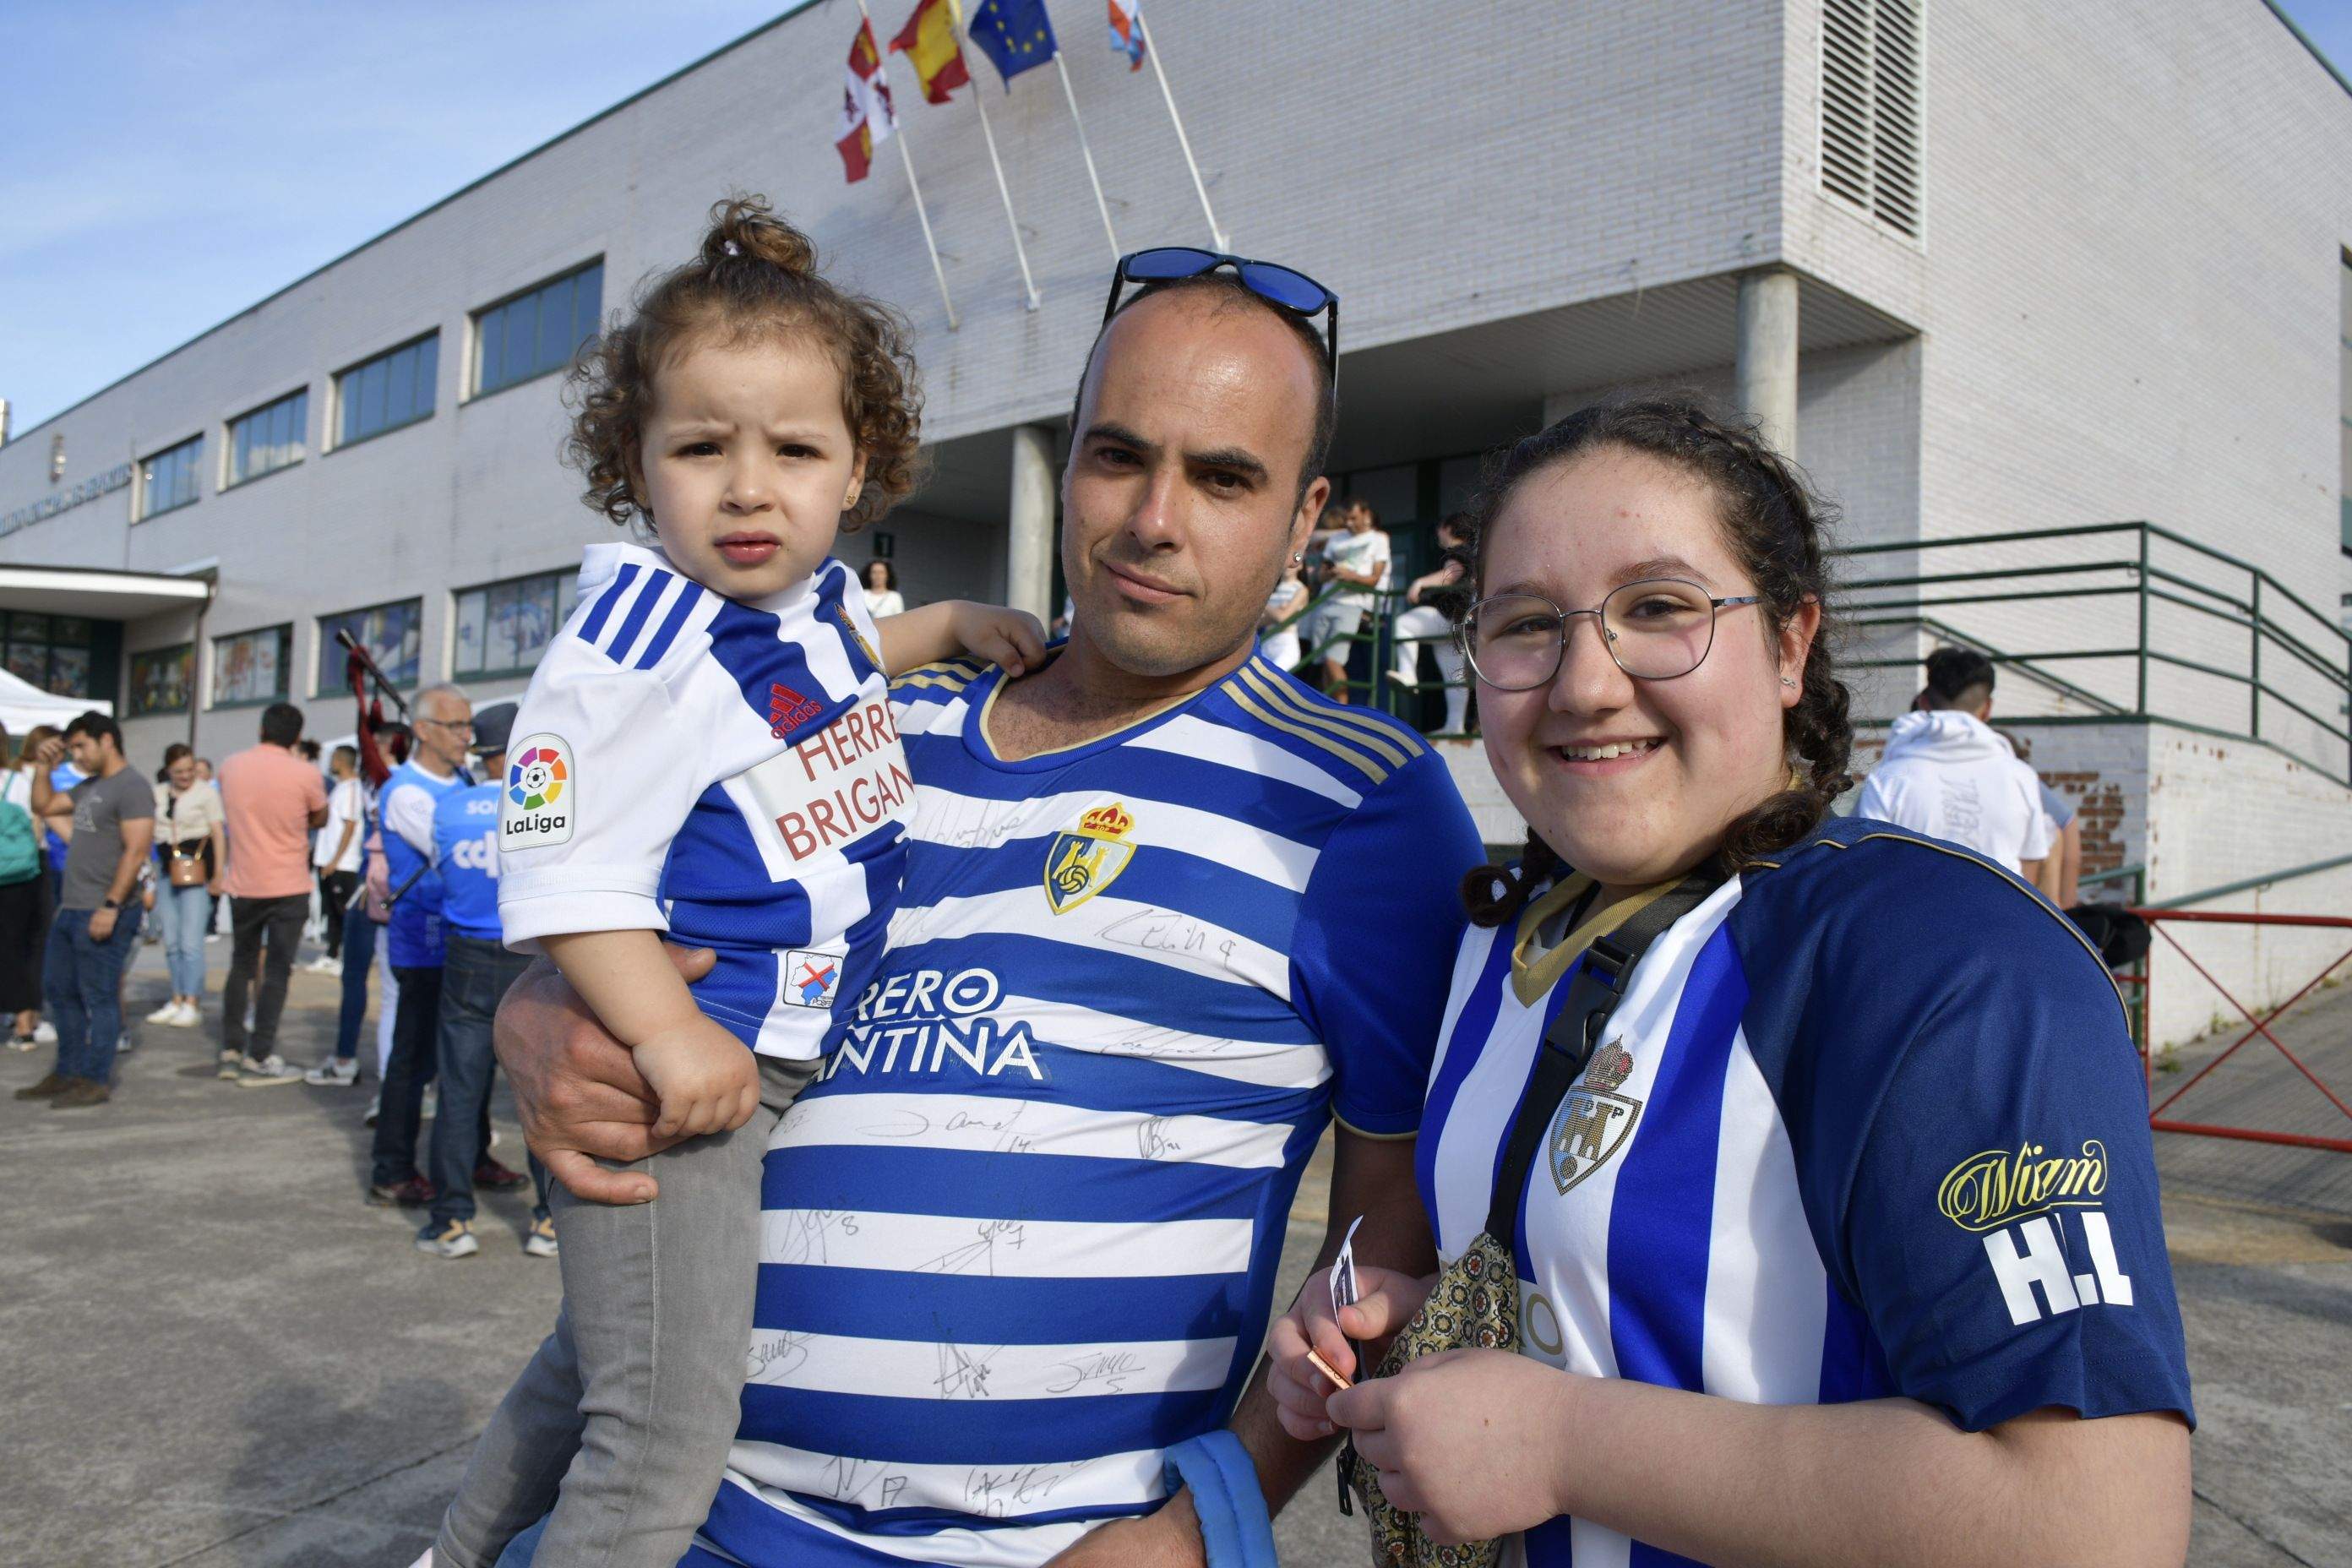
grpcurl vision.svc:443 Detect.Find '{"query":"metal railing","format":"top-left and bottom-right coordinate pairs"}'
top-left (1262, 583), bottom-right (1472, 733)
top-left (1837, 521), bottom-right (2352, 783)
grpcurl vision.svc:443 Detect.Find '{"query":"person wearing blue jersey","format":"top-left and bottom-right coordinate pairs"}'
top-left (1268, 399), bottom-right (2194, 1566)
top-left (485, 247), bottom-right (1480, 1568)
top-left (367, 681), bottom-right (474, 1206)
top-left (416, 702), bottom-right (555, 1260)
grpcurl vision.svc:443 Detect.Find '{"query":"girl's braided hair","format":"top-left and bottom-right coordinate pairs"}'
top-left (1459, 394), bottom-right (1853, 928)
top-left (565, 194), bottom-right (922, 534)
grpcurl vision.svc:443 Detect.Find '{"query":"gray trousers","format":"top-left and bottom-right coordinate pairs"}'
top-left (435, 1055), bottom-right (818, 1568)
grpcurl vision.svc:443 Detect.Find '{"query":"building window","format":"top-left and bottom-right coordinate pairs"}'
top-left (473, 260), bottom-right (603, 399)
top-left (5, 612), bottom-right (95, 698)
top-left (1821, 0), bottom-right (1922, 239)
top-left (334, 334), bottom-right (438, 449)
top-left (129, 644), bottom-right (193, 716)
top-left (453, 569), bottom-right (580, 679)
top-left (318, 597), bottom-right (422, 694)
top-left (213, 624), bottom-right (291, 707)
top-left (226, 388), bottom-right (308, 487)
top-left (136, 434), bottom-right (203, 520)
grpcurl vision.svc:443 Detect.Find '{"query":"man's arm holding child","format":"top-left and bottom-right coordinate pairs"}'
top-left (877, 602), bottom-right (1046, 679)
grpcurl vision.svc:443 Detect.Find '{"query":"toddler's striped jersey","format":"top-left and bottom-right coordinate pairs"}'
top-left (693, 651), bottom-right (1484, 1567)
top-left (1417, 816), bottom-right (2194, 1568)
top-left (499, 542), bottom-right (911, 1060)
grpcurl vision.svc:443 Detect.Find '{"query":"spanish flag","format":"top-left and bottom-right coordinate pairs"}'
top-left (890, 0), bottom-right (971, 106)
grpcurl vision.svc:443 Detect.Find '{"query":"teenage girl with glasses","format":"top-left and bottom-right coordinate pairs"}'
top-left (1267, 397), bottom-right (2193, 1566)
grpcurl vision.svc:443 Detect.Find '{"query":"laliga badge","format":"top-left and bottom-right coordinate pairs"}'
top-left (501, 733), bottom-right (574, 850)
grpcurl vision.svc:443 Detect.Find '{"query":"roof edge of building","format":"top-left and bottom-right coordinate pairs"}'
top-left (3, 0), bottom-right (821, 455)
top-left (2260, 0), bottom-right (2352, 104)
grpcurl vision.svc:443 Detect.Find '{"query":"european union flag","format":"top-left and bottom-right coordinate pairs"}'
top-left (967, 0), bottom-right (1059, 88)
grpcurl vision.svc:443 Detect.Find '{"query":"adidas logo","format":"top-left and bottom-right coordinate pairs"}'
top-left (770, 682), bottom-right (824, 738)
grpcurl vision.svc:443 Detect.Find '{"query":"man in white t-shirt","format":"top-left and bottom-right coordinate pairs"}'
top-left (1855, 648), bottom-right (2051, 879)
top-left (1298, 497), bottom-right (1391, 701)
top-left (307, 744), bottom-right (366, 976)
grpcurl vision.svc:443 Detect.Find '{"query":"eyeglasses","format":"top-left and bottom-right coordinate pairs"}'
top-left (1461, 580), bottom-right (1765, 689)
top-left (1102, 247), bottom-right (1340, 374)
top-left (418, 717), bottom-right (475, 735)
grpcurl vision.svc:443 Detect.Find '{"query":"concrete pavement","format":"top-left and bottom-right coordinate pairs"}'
top-left (0, 939), bottom-right (2344, 1565)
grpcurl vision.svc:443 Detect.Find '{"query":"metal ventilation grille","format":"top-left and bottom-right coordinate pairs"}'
top-left (1821, 0), bottom-right (1922, 238)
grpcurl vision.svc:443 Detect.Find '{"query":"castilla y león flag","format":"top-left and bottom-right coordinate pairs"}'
top-left (836, 19), bottom-right (899, 182)
top-left (890, 0), bottom-right (972, 105)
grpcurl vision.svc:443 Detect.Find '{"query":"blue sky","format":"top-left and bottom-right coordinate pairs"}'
top-left (3, 0), bottom-right (2349, 436)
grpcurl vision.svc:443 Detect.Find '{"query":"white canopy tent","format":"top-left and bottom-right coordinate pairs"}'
top-left (0, 667), bottom-right (110, 735)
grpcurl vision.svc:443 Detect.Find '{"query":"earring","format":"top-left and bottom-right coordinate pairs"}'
top-left (1780, 676), bottom-right (1799, 689)
top-left (1290, 553), bottom-right (1304, 565)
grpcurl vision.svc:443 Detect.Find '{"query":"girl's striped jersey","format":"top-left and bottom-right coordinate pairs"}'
top-left (692, 651), bottom-right (1484, 1567)
top-left (498, 542), bottom-right (911, 1060)
top-left (1417, 816), bottom-right (2194, 1568)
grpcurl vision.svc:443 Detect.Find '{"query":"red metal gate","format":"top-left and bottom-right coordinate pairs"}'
top-left (2126, 906), bottom-right (2352, 1155)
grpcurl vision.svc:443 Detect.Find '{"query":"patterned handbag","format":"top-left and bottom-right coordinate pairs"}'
top-left (1342, 870), bottom-right (1719, 1567)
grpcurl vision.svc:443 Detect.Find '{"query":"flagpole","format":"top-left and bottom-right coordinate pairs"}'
top-left (1132, 8), bottom-right (1226, 250)
top-left (1051, 54), bottom-right (1121, 263)
top-left (952, 12), bottom-right (1042, 311)
top-left (857, 0), bottom-right (959, 330)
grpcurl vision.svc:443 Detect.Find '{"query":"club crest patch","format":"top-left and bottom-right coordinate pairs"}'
top-left (835, 604), bottom-right (882, 672)
top-left (1547, 1041), bottom-right (1642, 1194)
top-left (500, 733), bottom-right (574, 851)
top-left (781, 949), bottom-right (844, 1010)
top-left (1044, 802), bottom-right (1137, 914)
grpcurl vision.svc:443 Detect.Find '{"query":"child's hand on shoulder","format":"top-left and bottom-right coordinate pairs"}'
top-left (630, 1015), bottom-right (762, 1140)
top-left (950, 602), bottom-right (1048, 677)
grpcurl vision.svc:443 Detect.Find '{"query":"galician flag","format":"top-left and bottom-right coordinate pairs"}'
top-left (836, 19), bottom-right (898, 182)
top-left (890, 0), bottom-right (972, 105)
top-left (1108, 0), bottom-right (1146, 70)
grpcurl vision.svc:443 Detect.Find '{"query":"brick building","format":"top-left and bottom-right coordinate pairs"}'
top-left (3, 0), bottom-right (2349, 1042)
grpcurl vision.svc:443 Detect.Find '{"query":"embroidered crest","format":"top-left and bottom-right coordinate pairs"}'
top-left (1043, 802), bottom-right (1137, 914)
top-left (1547, 1041), bottom-right (1642, 1194)
top-left (835, 604), bottom-right (883, 671)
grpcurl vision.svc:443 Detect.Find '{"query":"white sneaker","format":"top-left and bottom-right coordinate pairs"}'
top-left (415, 1219), bottom-right (480, 1259)
top-left (304, 1056), bottom-right (360, 1086)
top-left (116, 1030), bottom-right (139, 1056)
top-left (525, 1215), bottom-right (559, 1258)
top-left (145, 1000), bottom-right (182, 1024)
top-left (237, 1054), bottom-right (304, 1086)
top-left (171, 1003), bottom-right (201, 1028)
top-left (304, 956), bottom-right (343, 976)
top-left (32, 1021), bottom-right (56, 1047)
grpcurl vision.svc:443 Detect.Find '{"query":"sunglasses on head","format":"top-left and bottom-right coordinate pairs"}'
top-left (1102, 247), bottom-right (1341, 379)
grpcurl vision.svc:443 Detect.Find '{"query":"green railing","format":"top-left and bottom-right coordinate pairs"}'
top-left (1263, 583), bottom-right (1471, 733)
top-left (1837, 521), bottom-right (2352, 784)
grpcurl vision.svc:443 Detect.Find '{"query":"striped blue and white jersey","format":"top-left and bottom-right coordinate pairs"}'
top-left (694, 651), bottom-right (1484, 1568)
top-left (1418, 816), bottom-right (2195, 1568)
top-left (499, 542), bottom-right (911, 1061)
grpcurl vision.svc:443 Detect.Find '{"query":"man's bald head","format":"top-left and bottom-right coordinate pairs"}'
top-left (1074, 274), bottom-right (1335, 499)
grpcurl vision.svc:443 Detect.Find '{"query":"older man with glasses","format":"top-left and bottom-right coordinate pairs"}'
top-left (366, 683), bottom-right (480, 1207)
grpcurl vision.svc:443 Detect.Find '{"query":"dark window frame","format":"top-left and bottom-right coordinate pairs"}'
top-left (316, 596), bottom-right (424, 696)
top-left (329, 331), bottom-right (440, 453)
top-left (134, 433), bottom-right (204, 521)
top-left (210, 623), bottom-right (294, 710)
top-left (128, 642), bottom-right (195, 716)
top-left (469, 259), bottom-right (605, 402)
top-left (224, 386), bottom-right (310, 491)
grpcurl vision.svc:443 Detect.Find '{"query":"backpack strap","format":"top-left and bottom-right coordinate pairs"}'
top-left (1484, 868), bottom-right (1721, 1248)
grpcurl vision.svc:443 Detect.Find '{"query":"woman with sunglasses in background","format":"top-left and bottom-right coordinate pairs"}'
top-left (1267, 397), bottom-right (2194, 1566)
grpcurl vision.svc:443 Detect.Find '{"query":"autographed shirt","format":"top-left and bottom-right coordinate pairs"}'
top-left (499, 542), bottom-right (911, 1061)
top-left (1416, 816), bottom-right (2194, 1568)
top-left (694, 650), bottom-right (1484, 1567)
